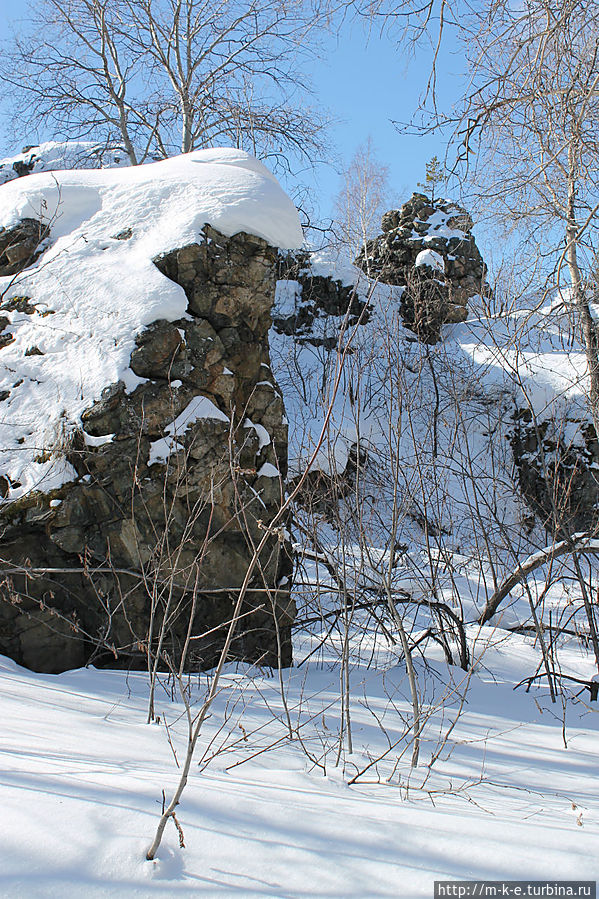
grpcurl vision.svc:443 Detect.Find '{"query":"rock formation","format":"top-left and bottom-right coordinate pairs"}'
top-left (512, 408), bottom-right (599, 534)
top-left (0, 149), bottom-right (300, 674)
top-left (0, 141), bottom-right (128, 185)
top-left (0, 219), bottom-right (49, 275)
top-left (355, 193), bottom-right (490, 342)
top-left (272, 251), bottom-right (371, 349)
top-left (0, 225), bottom-right (294, 673)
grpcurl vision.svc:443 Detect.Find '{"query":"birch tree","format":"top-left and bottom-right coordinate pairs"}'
top-left (0, 0), bottom-right (329, 171)
top-left (333, 137), bottom-right (393, 257)
top-left (459, 2), bottom-right (599, 433)
top-left (363, 0), bottom-right (599, 432)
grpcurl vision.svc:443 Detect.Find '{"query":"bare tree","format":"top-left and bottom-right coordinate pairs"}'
top-left (0, 0), bottom-right (330, 171)
top-left (381, 1), bottom-right (599, 430)
top-left (145, 308), bottom-right (364, 860)
top-left (333, 137), bottom-right (394, 257)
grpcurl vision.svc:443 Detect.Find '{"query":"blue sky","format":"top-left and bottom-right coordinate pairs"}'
top-left (0, 1), bottom-right (462, 221)
top-left (303, 20), bottom-right (461, 216)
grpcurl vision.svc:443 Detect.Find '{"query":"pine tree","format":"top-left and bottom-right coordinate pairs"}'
top-left (417, 156), bottom-right (446, 202)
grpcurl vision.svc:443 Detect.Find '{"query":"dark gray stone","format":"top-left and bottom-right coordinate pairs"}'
top-left (0, 218), bottom-right (49, 276)
top-left (273, 250), bottom-right (372, 346)
top-left (512, 409), bottom-right (599, 533)
top-left (355, 194), bottom-right (491, 343)
top-left (0, 225), bottom-right (294, 674)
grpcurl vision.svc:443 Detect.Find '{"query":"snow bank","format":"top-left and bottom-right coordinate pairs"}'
top-left (453, 303), bottom-right (589, 420)
top-left (0, 149), bottom-right (303, 500)
top-left (0, 146), bottom-right (303, 247)
top-left (1, 628), bottom-right (598, 897)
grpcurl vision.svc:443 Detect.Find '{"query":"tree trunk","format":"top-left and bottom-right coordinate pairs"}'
top-left (566, 160), bottom-right (599, 438)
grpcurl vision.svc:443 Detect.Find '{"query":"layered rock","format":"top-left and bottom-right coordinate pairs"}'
top-left (0, 224), bottom-right (295, 673)
top-left (355, 193), bottom-right (489, 342)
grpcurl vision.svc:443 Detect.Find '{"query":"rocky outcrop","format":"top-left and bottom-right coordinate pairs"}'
top-left (355, 193), bottom-right (490, 342)
top-left (273, 251), bottom-right (371, 348)
top-left (512, 408), bottom-right (599, 534)
top-left (0, 219), bottom-right (49, 276)
top-left (0, 141), bottom-right (128, 185)
top-left (0, 225), bottom-right (294, 673)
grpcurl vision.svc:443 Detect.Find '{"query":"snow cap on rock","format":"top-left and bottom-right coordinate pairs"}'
top-left (0, 148), bottom-right (303, 500)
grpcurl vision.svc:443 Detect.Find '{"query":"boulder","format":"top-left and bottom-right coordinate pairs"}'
top-left (512, 408), bottom-right (599, 533)
top-left (0, 219), bottom-right (49, 276)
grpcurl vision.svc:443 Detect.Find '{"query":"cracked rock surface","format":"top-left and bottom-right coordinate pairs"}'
top-left (0, 225), bottom-right (294, 673)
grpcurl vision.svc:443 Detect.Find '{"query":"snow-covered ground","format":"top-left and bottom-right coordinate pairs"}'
top-left (1, 616), bottom-right (597, 898)
top-left (1, 161), bottom-right (598, 897)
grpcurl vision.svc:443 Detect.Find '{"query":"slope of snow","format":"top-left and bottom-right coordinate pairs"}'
top-left (270, 247), bottom-right (599, 649)
top-left (273, 246), bottom-right (592, 484)
top-left (452, 304), bottom-right (589, 419)
top-left (0, 149), bottom-right (303, 500)
top-left (0, 624), bottom-right (597, 898)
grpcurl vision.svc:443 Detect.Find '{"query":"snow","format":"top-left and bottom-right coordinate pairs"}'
top-left (415, 248), bottom-right (445, 272)
top-left (274, 279), bottom-right (302, 316)
top-left (3, 215), bottom-right (599, 896)
top-left (453, 304), bottom-right (589, 420)
top-left (0, 140), bottom-right (129, 185)
top-left (244, 418), bottom-right (271, 450)
top-left (0, 148), bottom-right (302, 500)
top-left (1, 619), bottom-right (597, 897)
top-left (307, 248), bottom-right (363, 287)
top-left (0, 147), bottom-right (303, 248)
top-left (83, 432), bottom-right (115, 447)
top-left (148, 396), bottom-right (229, 466)
top-left (420, 208), bottom-right (467, 241)
top-left (256, 461), bottom-right (280, 477)
top-left (269, 247), bottom-right (599, 654)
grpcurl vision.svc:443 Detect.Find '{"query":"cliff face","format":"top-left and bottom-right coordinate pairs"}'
top-left (273, 250), bottom-right (371, 349)
top-left (0, 150), bottom-right (301, 673)
top-left (512, 408), bottom-right (599, 534)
